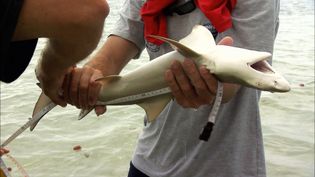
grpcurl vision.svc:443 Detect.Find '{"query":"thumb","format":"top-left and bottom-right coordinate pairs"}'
top-left (46, 89), bottom-right (67, 107)
top-left (218, 36), bottom-right (233, 46)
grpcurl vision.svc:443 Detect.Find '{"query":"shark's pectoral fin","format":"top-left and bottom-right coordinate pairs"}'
top-left (31, 92), bottom-right (52, 131)
top-left (96, 75), bottom-right (122, 86)
top-left (138, 94), bottom-right (172, 122)
top-left (148, 35), bottom-right (201, 59)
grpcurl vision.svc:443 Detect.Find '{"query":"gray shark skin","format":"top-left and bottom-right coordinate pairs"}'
top-left (31, 25), bottom-right (290, 129)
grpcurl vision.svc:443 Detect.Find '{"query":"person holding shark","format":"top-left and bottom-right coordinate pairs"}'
top-left (62, 0), bottom-right (281, 176)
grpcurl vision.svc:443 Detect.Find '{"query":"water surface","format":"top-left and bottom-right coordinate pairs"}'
top-left (1, 0), bottom-right (314, 176)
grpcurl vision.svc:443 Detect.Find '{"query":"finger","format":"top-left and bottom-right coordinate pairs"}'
top-left (200, 66), bottom-right (217, 96)
top-left (218, 36), bottom-right (233, 46)
top-left (0, 148), bottom-right (9, 156)
top-left (165, 69), bottom-right (190, 108)
top-left (78, 68), bottom-right (93, 109)
top-left (69, 68), bottom-right (82, 108)
top-left (63, 67), bottom-right (76, 104)
top-left (94, 105), bottom-right (107, 116)
top-left (88, 70), bottom-right (104, 106)
top-left (62, 72), bottom-right (72, 105)
top-left (89, 81), bottom-right (101, 106)
top-left (182, 59), bottom-right (211, 101)
top-left (170, 60), bottom-right (197, 101)
top-left (47, 90), bottom-right (66, 107)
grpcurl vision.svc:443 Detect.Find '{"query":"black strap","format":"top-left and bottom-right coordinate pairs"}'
top-left (164, 0), bottom-right (196, 16)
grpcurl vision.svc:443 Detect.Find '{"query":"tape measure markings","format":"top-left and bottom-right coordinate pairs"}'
top-left (1, 102), bottom-right (56, 147)
top-left (97, 87), bottom-right (171, 105)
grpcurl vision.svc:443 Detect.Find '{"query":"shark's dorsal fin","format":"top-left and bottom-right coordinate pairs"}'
top-left (96, 75), bottom-right (122, 86)
top-left (149, 25), bottom-right (216, 58)
top-left (148, 35), bottom-right (201, 59)
top-left (138, 94), bottom-right (172, 122)
top-left (179, 25), bottom-right (216, 53)
top-left (31, 92), bottom-right (52, 131)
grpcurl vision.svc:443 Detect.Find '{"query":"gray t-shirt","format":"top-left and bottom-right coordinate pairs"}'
top-left (112, 0), bottom-right (280, 177)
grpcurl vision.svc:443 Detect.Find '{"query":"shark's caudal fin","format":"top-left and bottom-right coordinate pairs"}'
top-left (31, 92), bottom-right (52, 131)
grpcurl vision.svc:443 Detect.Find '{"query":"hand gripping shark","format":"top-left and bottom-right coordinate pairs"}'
top-left (29, 25), bottom-right (290, 131)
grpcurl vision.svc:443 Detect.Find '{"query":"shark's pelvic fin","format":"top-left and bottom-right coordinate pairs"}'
top-left (138, 94), bottom-right (172, 122)
top-left (31, 92), bottom-right (51, 131)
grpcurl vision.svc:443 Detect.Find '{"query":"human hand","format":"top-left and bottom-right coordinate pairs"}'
top-left (62, 66), bottom-right (106, 116)
top-left (35, 61), bottom-right (70, 107)
top-left (0, 148), bottom-right (9, 156)
top-left (164, 37), bottom-right (234, 108)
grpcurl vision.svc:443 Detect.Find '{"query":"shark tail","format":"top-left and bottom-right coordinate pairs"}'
top-left (31, 92), bottom-right (52, 131)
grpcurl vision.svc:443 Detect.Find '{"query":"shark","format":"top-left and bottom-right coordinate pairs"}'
top-left (30, 25), bottom-right (290, 130)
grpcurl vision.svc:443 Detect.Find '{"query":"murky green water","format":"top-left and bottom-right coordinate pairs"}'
top-left (1, 0), bottom-right (314, 176)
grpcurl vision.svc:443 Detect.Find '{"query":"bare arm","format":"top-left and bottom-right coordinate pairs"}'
top-left (85, 36), bottom-right (139, 76)
top-left (13, 0), bottom-right (110, 106)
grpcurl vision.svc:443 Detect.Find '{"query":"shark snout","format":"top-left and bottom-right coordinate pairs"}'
top-left (273, 76), bottom-right (291, 92)
top-left (246, 52), bottom-right (291, 92)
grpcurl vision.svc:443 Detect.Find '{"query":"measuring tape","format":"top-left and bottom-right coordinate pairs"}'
top-left (1, 102), bottom-right (56, 147)
top-left (199, 81), bottom-right (223, 141)
top-left (79, 87), bottom-right (172, 119)
top-left (207, 82), bottom-right (223, 123)
top-left (97, 87), bottom-right (172, 105)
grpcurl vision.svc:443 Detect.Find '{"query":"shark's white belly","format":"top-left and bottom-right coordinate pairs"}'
top-left (98, 51), bottom-right (186, 102)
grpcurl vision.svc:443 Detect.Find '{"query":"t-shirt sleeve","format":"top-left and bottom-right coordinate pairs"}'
top-left (110, 0), bottom-right (145, 59)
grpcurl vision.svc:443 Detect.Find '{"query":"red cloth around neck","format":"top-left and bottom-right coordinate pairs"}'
top-left (141, 0), bottom-right (237, 45)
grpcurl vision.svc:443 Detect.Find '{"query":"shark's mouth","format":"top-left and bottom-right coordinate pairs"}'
top-left (250, 60), bottom-right (274, 74)
top-left (248, 52), bottom-right (275, 74)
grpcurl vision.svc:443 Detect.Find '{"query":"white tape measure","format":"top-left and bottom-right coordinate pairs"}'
top-left (199, 81), bottom-right (223, 141)
top-left (208, 82), bottom-right (223, 123)
top-left (97, 87), bottom-right (172, 105)
top-left (78, 87), bottom-right (172, 119)
top-left (1, 102), bottom-right (56, 147)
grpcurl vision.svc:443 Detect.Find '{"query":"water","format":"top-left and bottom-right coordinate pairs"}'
top-left (1, 0), bottom-right (314, 177)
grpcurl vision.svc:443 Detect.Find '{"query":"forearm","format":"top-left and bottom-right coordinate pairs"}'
top-left (85, 35), bottom-right (139, 76)
top-left (14, 0), bottom-right (109, 75)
